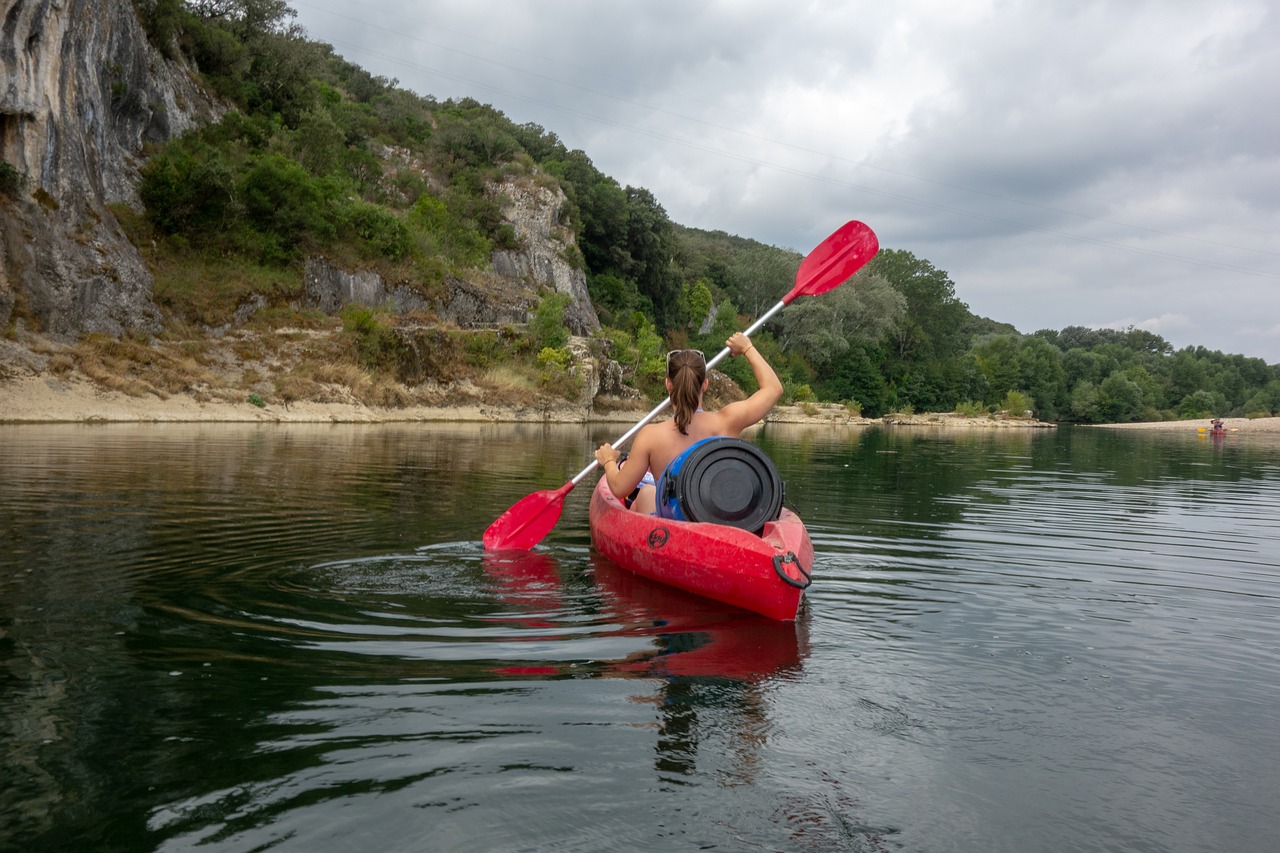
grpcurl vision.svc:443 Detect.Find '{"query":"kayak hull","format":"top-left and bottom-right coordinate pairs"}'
top-left (588, 477), bottom-right (813, 621)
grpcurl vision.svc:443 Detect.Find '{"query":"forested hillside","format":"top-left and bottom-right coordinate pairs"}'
top-left (15, 0), bottom-right (1271, 422)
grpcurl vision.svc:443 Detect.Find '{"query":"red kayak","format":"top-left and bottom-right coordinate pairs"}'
top-left (588, 477), bottom-right (814, 621)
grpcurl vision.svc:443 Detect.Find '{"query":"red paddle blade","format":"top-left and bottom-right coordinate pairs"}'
top-left (786, 220), bottom-right (879, 303)
top-left (483, 482), bottom-right (575, 550)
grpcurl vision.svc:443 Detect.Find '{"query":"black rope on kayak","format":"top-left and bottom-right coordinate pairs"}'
top-left (773, 552), bottom-right (812, 589)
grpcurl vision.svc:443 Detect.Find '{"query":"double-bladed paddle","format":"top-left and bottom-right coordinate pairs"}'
top-left (483, 219), bottom-right (879, 551)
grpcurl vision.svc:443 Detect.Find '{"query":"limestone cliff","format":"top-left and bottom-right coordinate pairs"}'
top-left (0, 0), bottom-right (600, 342)
top-left (490, 177), bottom-right (598, 335)
top-left (1, 0), bottom-right (224, 336)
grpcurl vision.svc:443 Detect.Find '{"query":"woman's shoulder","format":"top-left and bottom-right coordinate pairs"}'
top-left (692, 408), bottom-right (740, 434)
top-left (637, 418), bottom-right (673, 437)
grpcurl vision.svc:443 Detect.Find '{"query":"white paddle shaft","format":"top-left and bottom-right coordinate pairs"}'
top-left (568, 296), bottom-right (789, 486)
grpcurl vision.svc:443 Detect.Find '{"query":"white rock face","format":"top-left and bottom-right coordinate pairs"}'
top-left (0, 0), bottom-right (223, 336)
top-left (490, 177), bottom-right (600, 335)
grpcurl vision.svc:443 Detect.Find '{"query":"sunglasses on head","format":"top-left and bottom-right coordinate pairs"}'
top-left (666, 349), bottom-right (706, 371)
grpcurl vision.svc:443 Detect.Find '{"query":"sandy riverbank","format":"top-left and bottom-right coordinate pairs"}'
top-left (1087, 416), bottom-right (1280, 433)
top-left (0, 369), bottom-right (1048, 427)
top-left (0, 371), bottom-right (630, 424)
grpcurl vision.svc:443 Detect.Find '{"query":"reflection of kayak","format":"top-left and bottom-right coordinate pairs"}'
top-left (591, 556), bottom-right (808, 680)
top-left (588, 476), bottom-right (813, 621)
top-left (481, 550), bottom-right (809, 681)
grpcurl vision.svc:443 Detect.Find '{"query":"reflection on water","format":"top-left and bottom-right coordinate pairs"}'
top-left (3, 423), bottom-right (1279, 852)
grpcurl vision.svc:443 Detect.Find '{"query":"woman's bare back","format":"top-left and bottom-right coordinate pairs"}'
top-left (637, 412), bottom-right (738, 481)
top-left (594, 332), bottom-right (782, 514)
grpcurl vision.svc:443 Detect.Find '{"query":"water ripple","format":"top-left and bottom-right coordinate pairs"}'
top-left (6, 424), bottom-right (1280, 852)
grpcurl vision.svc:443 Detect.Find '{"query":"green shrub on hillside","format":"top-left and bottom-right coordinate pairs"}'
top-left (239, 153), bottom-right (340, 256)
top-left (537, 346), bottom-right (571, 369)
top-left (341, 305), bottom-right (402, 370)
top-left (407, 195), bottom-right (491, 270)
top-left (343, 203), bottom-right (414, 262)
top-left (531, 292), bottom-right (571, 351)
top-left (463, 329), bottom-right (512, 368)
top-left (139, 136), bottom-right (237, 234)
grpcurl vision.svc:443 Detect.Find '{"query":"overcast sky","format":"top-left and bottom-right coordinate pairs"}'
top-left (289, 0), bottom-right (1280, 364)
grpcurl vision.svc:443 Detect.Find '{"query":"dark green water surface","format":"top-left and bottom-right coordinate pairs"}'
top-left (2, 422), bottom-right (1278, 852)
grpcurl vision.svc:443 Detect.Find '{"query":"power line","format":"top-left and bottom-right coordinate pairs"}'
top-left (292, 7), bottom-right (1280, 280)
top-left (293, 1), bottom-right (1280, 257)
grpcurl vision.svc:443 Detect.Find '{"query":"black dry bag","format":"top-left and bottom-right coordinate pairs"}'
top-left (655, 437), bottom-right (783, 533)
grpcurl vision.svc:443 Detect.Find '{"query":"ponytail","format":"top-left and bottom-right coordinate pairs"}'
top-left (667, 350), bottom-right (706, 434)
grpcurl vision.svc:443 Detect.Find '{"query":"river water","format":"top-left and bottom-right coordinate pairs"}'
top-left (2, 422), bottom-right (1278, 852)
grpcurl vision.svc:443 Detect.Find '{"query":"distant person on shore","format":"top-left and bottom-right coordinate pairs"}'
top-left (593, 333), bottom-right (782, 515)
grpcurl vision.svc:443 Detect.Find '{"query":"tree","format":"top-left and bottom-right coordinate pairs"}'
top-left (870, 249), bottom-right (970, 365)
top-left (1119, 364), bottom-right (1165, 415)
top-left (1070, 380), bottom-right (1101, 422)
top-left (1016, 337), bottom-right (1067, 421)
top-left (140, 136), bottom-right (236, 234)
top-left (683, 279), bottom-right (713, 333)
top-left (818, 343), bottom-right (890, 416)
top-left (622, 187), bottom-right (681, 332)
top-left (970, 334), bottom-right (1021, 400)
top-left (1177, 390), bottom-right (1228, 419)
top-left (1124, 327), bottom-right (1173, 356)
top-left (238, 152), bottom-right (339, 259)
top-left (189, 0), bottom-right (297, 39)
top-left (1241, 381), bottom-right (1280, 415)
top-left (136, 0), bottom-right (188, 58)
top-left (1166, 349), bottom-right (1207, 403)
top-left (430, 106), bottom-right (519, 174)
top-left (544, 149), bottom-right (628, 279)
top-left (291, 104), bottom-right (344, 177)
top-left (777, 269), bottom-right (904, 371)
top-left (1097, 373), bottom-right (1144, 422)
top-left (868, 249), bottom-right (972, 411)
top-left (510, 122), bottom-right (564, 164)
top-left (704, 301), bottom-right (741, 345)
top-left (731, 244), bottom-right (799, 318)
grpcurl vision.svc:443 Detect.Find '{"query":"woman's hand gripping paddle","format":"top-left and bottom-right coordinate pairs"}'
top-left (482, 219), bottom-right (879, 550)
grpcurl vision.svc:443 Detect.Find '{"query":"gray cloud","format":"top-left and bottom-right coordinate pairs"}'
top-left (290, 0), bottom-right (1280, 362)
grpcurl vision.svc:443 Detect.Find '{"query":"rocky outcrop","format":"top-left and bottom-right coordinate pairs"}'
top-left (302, 175), bottom-right (600, 334)
top-left (490, 177), bottom-right (599, 335)
top-left (0, 0), bottom-right (224, 337)
top-left (303, 257), bottom-right (537, 327)
top-left (432, 272), bottom-right (535, 327)
top-left (567, 336), bottom-right (643, 408)
top-left (304, 257), bottom-right (433, 315)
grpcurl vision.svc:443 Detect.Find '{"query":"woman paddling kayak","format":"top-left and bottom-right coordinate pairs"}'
top-left (593, 332), bottom-right (783, 515)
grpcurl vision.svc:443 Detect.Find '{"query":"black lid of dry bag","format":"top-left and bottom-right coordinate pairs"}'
top-left (666, 437), bottom-right (783, 532)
